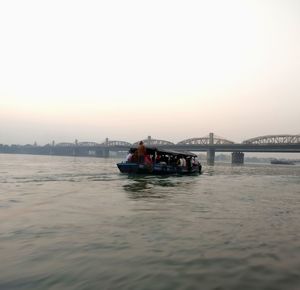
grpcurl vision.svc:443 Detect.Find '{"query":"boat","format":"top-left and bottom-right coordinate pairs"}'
top-left (270, 159), bottom-right (295, 165)
top-left (117, 147), bottom-right (202, 175)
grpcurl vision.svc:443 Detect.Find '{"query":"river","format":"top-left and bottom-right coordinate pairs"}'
top-left (0, 154), bottom-right (300, 290)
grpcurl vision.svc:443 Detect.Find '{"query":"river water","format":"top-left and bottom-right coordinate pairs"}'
top-left (0, 154), bottom-right (300, 290)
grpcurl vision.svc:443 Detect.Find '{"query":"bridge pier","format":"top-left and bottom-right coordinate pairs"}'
top-left (103, 148), bottom-right (109, 158)
top-left (95, 148), bottom-right (110, 157)
top-left (207, 149), bottom-right (215, 165)
top-left (73, 139), bottom-right (78, 156)
top-left (207, 133), bottom-right (215, 165)
top-left (231, 152), bottom-right (244, 164)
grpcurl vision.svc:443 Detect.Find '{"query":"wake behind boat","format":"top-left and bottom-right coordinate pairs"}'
top-left (117, 145), bottom-right (202, 175)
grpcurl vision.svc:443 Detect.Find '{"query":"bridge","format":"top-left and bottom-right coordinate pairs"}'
top-left (133, 134), bottom-right (300, 164)
top-left (1, 133), bottom-right (300, 165)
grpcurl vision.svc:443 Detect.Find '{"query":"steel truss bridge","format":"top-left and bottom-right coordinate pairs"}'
top-left (54, 134), bottom-right (300, 164)
top-left (2, 134), bottom-right (299, 164)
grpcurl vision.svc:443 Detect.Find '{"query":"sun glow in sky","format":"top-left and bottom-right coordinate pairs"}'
top-left (0, 0), bottom-right (299, 144)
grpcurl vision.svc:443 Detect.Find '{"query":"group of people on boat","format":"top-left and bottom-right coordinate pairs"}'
top-left (126, 141), bottom-right (147, 164)
top-left (126, 141), bottom-right (201, 171)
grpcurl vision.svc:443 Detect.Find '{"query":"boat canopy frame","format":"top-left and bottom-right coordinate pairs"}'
top-left (129, 146), bottom-right (197, 158)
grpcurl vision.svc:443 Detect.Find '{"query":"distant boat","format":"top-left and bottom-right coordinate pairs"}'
top-left (270, 159), bottom-right (295, 165)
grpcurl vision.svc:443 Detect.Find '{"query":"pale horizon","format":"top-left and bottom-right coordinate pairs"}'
top-left (1, 0), bottom-right (300, 145)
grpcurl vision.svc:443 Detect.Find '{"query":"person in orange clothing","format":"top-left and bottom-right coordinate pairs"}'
top-left (137, 141), bottom-right (146, 164)
top-left (144, 154), bottom-right (152, 165)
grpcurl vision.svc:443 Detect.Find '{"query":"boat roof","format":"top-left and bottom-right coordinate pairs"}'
top-left (130, 146), bottom-right (197, 157)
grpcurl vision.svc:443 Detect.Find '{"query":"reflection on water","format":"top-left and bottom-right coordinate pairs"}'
top-left (1, 154), bottom-right (300, 290)
top-left (124, 174), bottom-right (199, 191)
top-left (124, 178), bottom-right (150, 192)
top-left (124, 175), bottom-right (196, 199)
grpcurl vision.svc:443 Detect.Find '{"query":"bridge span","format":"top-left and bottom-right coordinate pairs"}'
top-left (108, 133), bottom-right (300, 165)
top-left (1, 133), bottom-right (300, 165)
top-left (45, 133), bottom-right (300, 165)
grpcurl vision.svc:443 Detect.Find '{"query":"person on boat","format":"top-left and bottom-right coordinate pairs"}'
top-left (186, 157), bottom-right (192, 172)
top-left (126, 152), bottom-right (132, 162)
top-left (126, 150), bottom-right (133, 162)
top-left (177, 157), bottom-right (184, 167)
top-left (137, 141), bottom-right (146, 164)
top-left (155, 153), bottom-right (161, 163)
top-left (131, 150), bottom-right (138, 163)
top-left (144, 154), bottom-right (152, 166)
top-left (194, 157), bottom-right (202, 173)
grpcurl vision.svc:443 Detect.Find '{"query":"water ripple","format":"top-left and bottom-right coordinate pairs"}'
top-left (0, 155), bottom-right (300, 289)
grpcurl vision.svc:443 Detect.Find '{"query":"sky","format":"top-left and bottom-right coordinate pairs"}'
top-left (0, 0), bottom-right (299, 145)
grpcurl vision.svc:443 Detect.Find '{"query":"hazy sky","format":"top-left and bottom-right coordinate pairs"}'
top-left (0, 0), bottom-right (299, 145)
